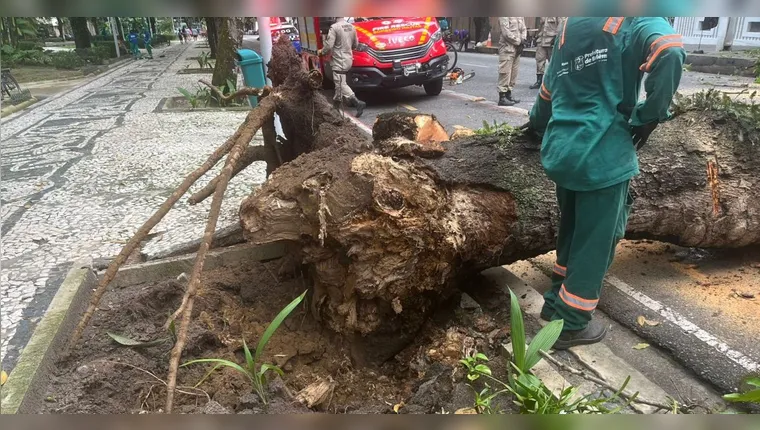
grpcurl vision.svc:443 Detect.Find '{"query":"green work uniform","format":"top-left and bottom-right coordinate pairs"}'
top-left (528, 17), bottom-right (686, 331)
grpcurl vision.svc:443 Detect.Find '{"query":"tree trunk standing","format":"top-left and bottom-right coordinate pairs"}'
top-left (206, 17), bottom-right (218, 58)
top-left (114, 17), bottom-right (123, 40)
top-left (239, 109), bottom-right (760, 363)
top-left (150, 17), bottom-right (157, 35)
top-left (70, 18), bottom-right (92, 49)
top-left (210, 17), bottom-right (244, 87)
top-left (89, 17), bottom-right (99, 35)
top-left (55, 17), bottom-right (65, 40)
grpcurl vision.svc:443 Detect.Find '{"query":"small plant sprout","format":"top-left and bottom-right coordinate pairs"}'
top-left (181, 290), bottom-right (307, 405)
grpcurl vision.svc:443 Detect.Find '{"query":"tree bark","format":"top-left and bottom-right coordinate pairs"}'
top-left (211, 17), bottom-right (244, 87)
top-left (206, 17), bottom-right (218, 58)
top-left (70, 17), bottom-right (91, 49)
top-left (239, 107), bottom-right (760, 363)
top-left (150, 17), bottom-right (157, 35)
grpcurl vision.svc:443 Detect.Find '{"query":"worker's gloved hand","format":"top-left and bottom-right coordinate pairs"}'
top-left (519, 121), bottom-right (542, 143)
top-left (630, 121), bottom-right (659, 150)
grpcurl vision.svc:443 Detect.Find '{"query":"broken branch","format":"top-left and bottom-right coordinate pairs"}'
top-left (165, 97), bottom-right (277, 413)
top-left (70, 115), bottom-right (252, 347)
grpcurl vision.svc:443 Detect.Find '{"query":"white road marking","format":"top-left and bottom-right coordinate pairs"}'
top-left (606, 275), bottom-right (759, 373)
top-left (441, 90), bottom-right (530, 115)
top-left (459, 62), bottom-right (489, 68)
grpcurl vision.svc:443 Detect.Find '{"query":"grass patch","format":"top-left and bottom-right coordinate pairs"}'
top-left (11, 66), bottom-right (85, 83)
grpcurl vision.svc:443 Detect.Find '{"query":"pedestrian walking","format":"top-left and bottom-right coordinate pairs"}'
top-left (521, 17), bottom-right (685, 349)
top-left (178, 28), bottom-right (184, 44)
top-left (529, 17), bottom-right (565, 89)
top-left (317, 17), bottom-right (366, 118)
top-left (497, 17), bottom-right (526, 106)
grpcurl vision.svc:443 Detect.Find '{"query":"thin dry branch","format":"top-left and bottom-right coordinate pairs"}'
top-left (164, 97), bottom-right (277, 414)
top-left (198, 79), bottom-right (272, 102)
top-left (187, 145), bottom-right (275, 205)
top-left (70, 115), bottom-right (254, 347)
top-left (538, 350), bottom-right (676, 413)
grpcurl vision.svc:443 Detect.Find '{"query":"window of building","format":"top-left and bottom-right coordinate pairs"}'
top-left (748, 21), bottom-right (760, 33)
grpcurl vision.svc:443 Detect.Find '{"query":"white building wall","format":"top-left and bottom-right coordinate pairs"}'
top-left (672, 17), bottom-right (760, 49)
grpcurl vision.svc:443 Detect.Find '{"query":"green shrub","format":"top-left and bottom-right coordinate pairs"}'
top-left (50, 51), bottom-right (86, 69)
top-left (17, 41), bottom-right (43, 51)
top-left (92, 40), bottom-right (128, 58)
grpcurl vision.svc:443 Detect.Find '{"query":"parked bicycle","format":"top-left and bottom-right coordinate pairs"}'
top-left (1, 68), bottom-right (21, 100)
top-left (442, 29), bottom-right (467, 73)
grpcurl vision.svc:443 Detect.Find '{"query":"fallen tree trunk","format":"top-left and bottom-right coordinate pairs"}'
top-left (239, 109), bottom-right (760, 362)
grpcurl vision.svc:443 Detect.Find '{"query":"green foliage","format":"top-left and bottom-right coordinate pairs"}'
top-left (49, 51), bottom-right (86, 69)
top-left (475, 120), bottom-right (519, 137)
top-left (509, 288), bottom-right (564, 375)
top-left (458, 290), bottom-right (646, 414)
top-left (672, 89), bottom-right (760, 145)
top-left (196, 51), bottom-right (212, 69)
top-left (723, 376), bottom-right (760, 404)
top-left (16, 40), bottom-right (43, 51)
top-left (177, 87), bottom-right (200, 109)
top-left (182, 291), bottom-right (307, 406)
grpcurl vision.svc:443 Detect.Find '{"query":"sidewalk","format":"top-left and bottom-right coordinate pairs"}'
top-left (474, 45), bottom-right (757, 77)
top-left (0, 41), bottom-right (264, 371)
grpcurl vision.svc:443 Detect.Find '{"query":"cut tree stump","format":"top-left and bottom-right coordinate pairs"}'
top-left (239, 106), bottom-right (760, 363)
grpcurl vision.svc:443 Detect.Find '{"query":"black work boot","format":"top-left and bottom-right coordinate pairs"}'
top-left (529, 74), bottom-right (543, 89)
top-left (506, 90), bottom-right (521, 104)
top-left (350, 95), bottom-right (366, 118)
top-left (552, 319), bottom-right (608, 350)
top-left (498, 92), bottom-right (514, 106)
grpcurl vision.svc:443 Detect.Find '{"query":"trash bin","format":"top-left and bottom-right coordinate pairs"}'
top-left (235, 49), bottom-right (266, 107)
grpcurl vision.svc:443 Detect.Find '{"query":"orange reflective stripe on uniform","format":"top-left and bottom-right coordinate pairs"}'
top-left (553, 263), bottom-right (566, 276)
top-left (540, 82), bottom-right (552, 101)
top-left (602, 17), bottom-right (624, 34)
top-left (559, 284), bottom-right (598, 312)
top-left (419, 17), bottom-right (433, 45)
top-left (640, 34), bottom-right (684, 72)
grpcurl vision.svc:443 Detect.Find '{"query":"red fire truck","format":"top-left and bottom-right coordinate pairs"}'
top-left (295, 17), bottom-right (449, 96)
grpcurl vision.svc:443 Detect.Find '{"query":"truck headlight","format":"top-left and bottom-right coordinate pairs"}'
top-left (355, 43), bottom-right (370, 52)
top-left (431, 30), bottom-right (442, 41)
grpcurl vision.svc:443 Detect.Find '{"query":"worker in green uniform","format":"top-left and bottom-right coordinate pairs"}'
top-left (142, 28), bottom-right (153, 59)
top-left (522, 17), bottom-right (686, 349)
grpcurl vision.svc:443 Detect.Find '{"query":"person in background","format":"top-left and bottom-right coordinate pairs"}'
top-left (497, 17), bottom-right (526, 106)
top-left (142, 28), bottom-right (153, 59)
top-left (530, 17), bottom-right (565, 89)
top-left (127, 29), bottom-right (141, 59)
top-left (178, 28), bottom-right (185, 44)
top-left (317, 17), bottom-right (367, 118)
top-left (522, 17), bottom-right (685, 349)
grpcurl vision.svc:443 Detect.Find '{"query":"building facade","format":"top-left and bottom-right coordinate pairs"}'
top-left (672, 17), bottom-right (760, 50)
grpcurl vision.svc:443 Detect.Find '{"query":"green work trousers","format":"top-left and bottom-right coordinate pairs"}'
top-left (541, 180), bottom-right (634, 331)
top-left (145, 41), bottom-right (153, 58)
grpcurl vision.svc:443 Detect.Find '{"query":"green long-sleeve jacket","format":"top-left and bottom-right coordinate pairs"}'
top-left (528, 17), bottom-right (686, 191)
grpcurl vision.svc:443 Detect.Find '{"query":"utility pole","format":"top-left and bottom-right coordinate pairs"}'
top-left (110, 17), bottom-right (120, 58)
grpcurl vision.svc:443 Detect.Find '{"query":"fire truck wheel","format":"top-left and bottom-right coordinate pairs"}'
top-left (423, 78), bottom-right (443, 96)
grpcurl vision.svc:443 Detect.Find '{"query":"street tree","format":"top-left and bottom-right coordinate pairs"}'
top-left (70, 17), bottom-right (91, 48)
top-left (210, 17), bottom-right (244, 88)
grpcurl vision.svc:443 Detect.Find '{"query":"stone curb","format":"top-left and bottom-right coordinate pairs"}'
top-left (1, 242), bottom-right (287, 414)
top-left (1, 260), bottom-right (96, 414)
top-left (0, 97), bottom-right (39, 118)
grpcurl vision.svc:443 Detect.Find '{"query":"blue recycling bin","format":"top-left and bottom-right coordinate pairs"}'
top-left (235, 49), bottom-right (266, 107)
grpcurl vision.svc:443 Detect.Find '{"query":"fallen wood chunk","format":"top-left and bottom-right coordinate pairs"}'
top-left (373, 112), bottom-right (449, 143)
top-left (296, 378), bottom-right (335, 409)
top-left (450, 126), bottom-right (476, 140)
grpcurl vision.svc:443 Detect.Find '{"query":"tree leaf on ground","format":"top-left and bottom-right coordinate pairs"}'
top-left (632, 343), bottom-right (650, 350)
top-left (107, 332), bottom-right (165, 348)
top-left (1, 370), bottom-right (7, 385)
top-left (637, 316), bottom-right (661, 326)
top-left (393, 402), bottom-right (404, 413)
